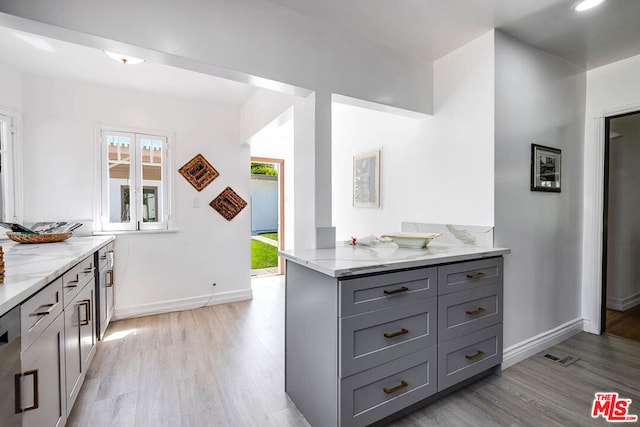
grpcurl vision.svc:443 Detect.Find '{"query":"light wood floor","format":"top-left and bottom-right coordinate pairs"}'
top-left (67, 276), bottom-right (640, 426)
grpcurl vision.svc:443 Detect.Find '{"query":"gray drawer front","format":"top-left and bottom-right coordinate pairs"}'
top-left (340, 267), bottom-right (437, 317)
top-left (21, 277), bottom-right (63, 352)
top-left (438, 283), bottom-right (502, 341)
top-left (62, 255), bottom-right (95, 307)
top-left (438, 324), bottom-right (502, 391)
top-left (340, 346), bottom-right (437, 427)
top-left (341, 298), bottom-right (437, 377)
top-left (438, 257), bottom-right (502, 295)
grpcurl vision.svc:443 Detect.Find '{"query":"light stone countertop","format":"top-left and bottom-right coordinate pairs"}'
top-left (0, 235), bottom-right (115, 317)
top-left (279, 242), bottom-right (510, 278)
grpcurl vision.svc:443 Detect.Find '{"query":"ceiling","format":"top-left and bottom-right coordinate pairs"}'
top-left (0, 1), bottom-right (638, 105)
top-left (267, 0), bottom-right (640, 70)
top-left (0, 26), bottom-right (257, 105)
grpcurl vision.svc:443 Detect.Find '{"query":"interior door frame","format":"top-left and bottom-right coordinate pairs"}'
top-left (600, 110), bottom-right (640, 333)
top-left (251, 156), bottom-right (285, 275)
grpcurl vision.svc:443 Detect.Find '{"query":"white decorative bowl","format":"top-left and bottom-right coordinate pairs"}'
top-left (381, 232), bottom-right (442, 248)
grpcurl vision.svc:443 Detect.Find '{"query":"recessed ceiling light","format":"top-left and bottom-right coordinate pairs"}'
top-left (104, 51), bottom-right (145, 65)
top-left (573, 0), bottom-right (605, 12)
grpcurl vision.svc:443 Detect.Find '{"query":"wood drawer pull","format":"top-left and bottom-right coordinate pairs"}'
top-left (465, 350), bottom-right (485, 361)
top-left (465, 307), bottom-right (486, 316)
top-left (29, 303), bottom-right (59, 317)
top-left (466, 272), bottom-right (486, 279)
top-left (384, 328), bottom-right (409, 339)
top-left (15, 369), bottom-right (39, 413)
top-left (384, 286), bottom-right (409, 295)
top-left (383, 380), bottom-right (408, 394)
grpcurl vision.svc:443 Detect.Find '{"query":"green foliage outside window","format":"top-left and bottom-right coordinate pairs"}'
top-left (251, 162), bottom-right (278, 176)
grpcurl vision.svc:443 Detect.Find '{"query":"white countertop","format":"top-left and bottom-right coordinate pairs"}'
top-left (279, 242), bottom-right (510, 277)
top-left (0, 235), bottom-right (115, 316)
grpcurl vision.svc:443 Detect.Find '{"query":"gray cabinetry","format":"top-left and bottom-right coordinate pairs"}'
top-left (96, 242), bottom-right (115, 340)
top-left (285, 255), bottom-right (504, 427)
top-left (63, 256), bottom-right (96, 416)
top-left (18, 280), bottom-right (66, 427)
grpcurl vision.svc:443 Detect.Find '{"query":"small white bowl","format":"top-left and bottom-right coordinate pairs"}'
top-left (381, 232), bottom-right (442, 248)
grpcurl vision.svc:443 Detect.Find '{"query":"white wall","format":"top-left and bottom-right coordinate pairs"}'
top-left (582, 53), bottom-right (640, 332)
top-left (331, 103), bottom-right (432, 239)
top-left (606, 115), bottom-right (640, 311)
top-left (429, 31), bottom-right (495, 226)
top-left (494, 32), bottom-right (586, 352)
top-left (0, 60), bottom-right (22, 111)
top-left (20, 73), bottom-right (252, 318)
top-left (331, 32), bottom-right (496, 241)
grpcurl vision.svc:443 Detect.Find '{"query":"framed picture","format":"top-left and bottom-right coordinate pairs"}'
top-left (531, 144), bottom-right (561, 192)
top-left (353, 150), bottom-right (380, 208)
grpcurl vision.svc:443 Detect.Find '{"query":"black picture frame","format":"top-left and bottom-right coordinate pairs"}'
top-left (531, 144), bottom-right (561, 192)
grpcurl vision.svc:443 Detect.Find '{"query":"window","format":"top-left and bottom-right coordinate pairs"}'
top-left (0, 112), bottom-right (19, 222)
top-left (99, 128), bottom-right (171, 231)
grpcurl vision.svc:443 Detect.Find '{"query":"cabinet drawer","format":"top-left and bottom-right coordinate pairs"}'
top-left (340, 267), bottom-right (437, 317)
top-left (340, 298), bottom-right (437, 377)
top-left (438, 324), bottom-right (502, 391)
top-left (62, 255), bottom-right (95, 307)
top-left (438, 283), bottom-right (502, 341)
top-left (21, 277), bottom-right (63, 352)
top-left (97, 242), bottom-right (114, 270)
top-left (438, 257), bottom-right (502, 295)
top-left (340, 346), bottom-right (437, 427)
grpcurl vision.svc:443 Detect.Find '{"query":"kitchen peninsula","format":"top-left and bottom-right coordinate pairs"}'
top-left (280, 242), bottom-right (509, 427)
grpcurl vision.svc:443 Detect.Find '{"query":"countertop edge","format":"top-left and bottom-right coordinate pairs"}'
top-left (0, 235), bottom-right (115, 317)
top-left (280, 246), bottom-right (510, 278)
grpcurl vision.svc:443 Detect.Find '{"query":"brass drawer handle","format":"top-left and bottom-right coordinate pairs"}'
top-left (29, 302), bottom-right (59, 317)
top-left (100, 254), bottom-right (108, 260)
top-left (465, 350), bottom-right (485, 360)
top-left (15, 370), bottom-right (39, 413)
top-left (466, 307), bottom-right (486, 316)
top-left (83, 267), bottom-right (95, 274)
top-left (384, 286), bottom-right (409, 295)
top-left (79, 299), bottom-right (91, 326)
top-left (466, 272), bottom-right (486, 279)
top-left (106, 270), bottom-right (114, 287)
top-left (383, 380), bottom-right (408, 394)
top-left (384, 328), bottom-right (409, 339)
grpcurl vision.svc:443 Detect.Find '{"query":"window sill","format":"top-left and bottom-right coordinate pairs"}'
top-left (93, 229), bottom-right (179, 236)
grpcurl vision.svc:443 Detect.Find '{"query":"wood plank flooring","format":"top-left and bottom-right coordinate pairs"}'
top-left (606, 306), bottom-right (640, 342)
top-left (67, 276), bottom-right (640, 426)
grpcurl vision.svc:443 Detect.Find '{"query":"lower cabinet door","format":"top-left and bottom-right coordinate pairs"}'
top-left (20, 313), bottom-right (66, 427)
top-left (340, 346), bottom-right (437, 427)
top-left (97, 266), bottom-right (115, 340)
top-left (65, 280), bottom-right (96, 415)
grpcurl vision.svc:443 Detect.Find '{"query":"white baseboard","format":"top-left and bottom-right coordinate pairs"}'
top-left (607, 292), bottom-right (640, 312)
top-left (113, 288), bottom-right (253, 320)
top-left (502, 318), bottom-right (584, 369)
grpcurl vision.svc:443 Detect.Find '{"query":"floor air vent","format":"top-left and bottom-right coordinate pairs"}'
top-left (542, 351), bottom-right (580, 366)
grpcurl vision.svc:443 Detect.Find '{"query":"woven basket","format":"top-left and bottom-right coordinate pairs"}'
top-left (7, 232), bottom-right (73, 244)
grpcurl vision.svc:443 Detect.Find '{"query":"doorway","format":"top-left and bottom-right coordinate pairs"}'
top-left (602, 111), bottom-right (640, 341)
top-left (250, 157), bottom-right (285, 276)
